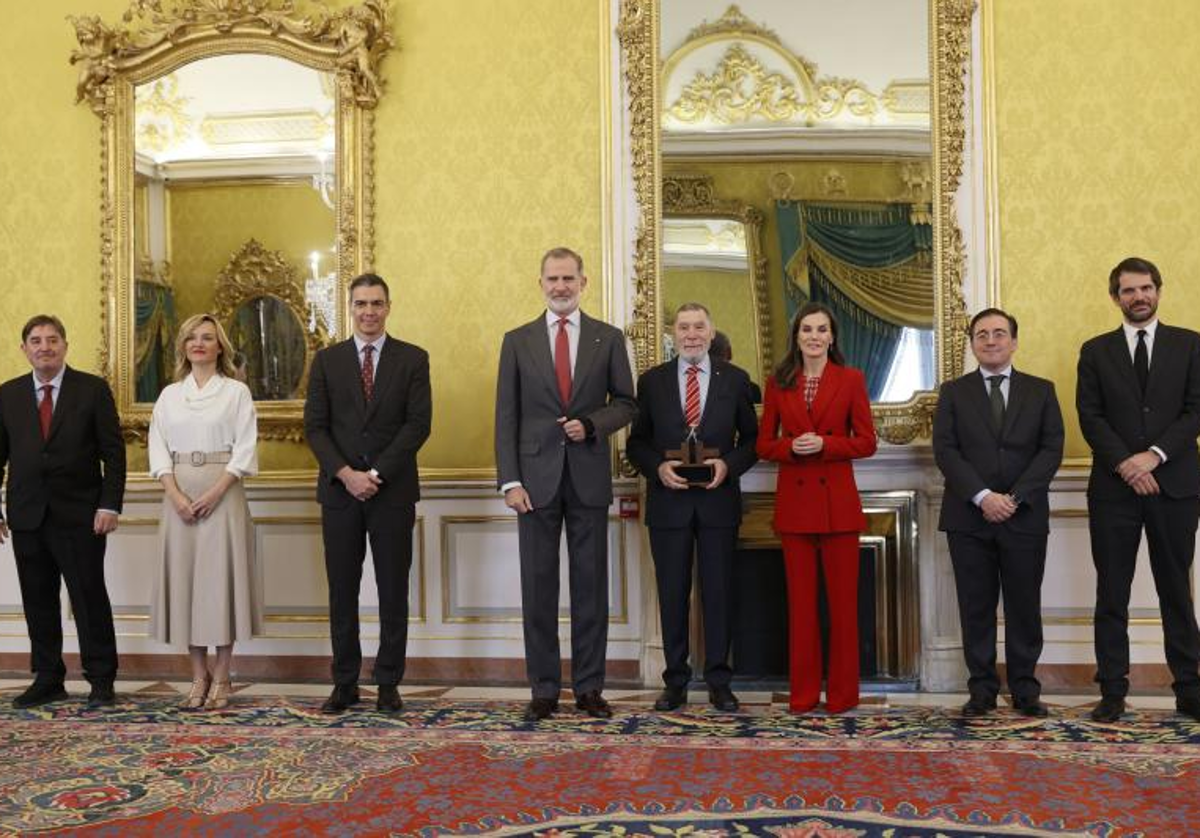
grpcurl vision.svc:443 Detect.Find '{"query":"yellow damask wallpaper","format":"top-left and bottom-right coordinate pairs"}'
top-left (0, 0), bottom-right (603, 474)
top-left (662, 267), bottom-right (760, 384)
top-left (990, 0), bottom-right (1200, 459)
top-left (662, 158), bottom-right (921, 359)
top-left (168, 183), bottom-right (333, 319)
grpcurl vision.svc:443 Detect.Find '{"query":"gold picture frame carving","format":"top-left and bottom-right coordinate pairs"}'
top-left (618, 0), bottom-right (977, 445)
top-left (70, 0), bottom-right (394, 441)
top-left (662, 173), bottom-right (772, 385)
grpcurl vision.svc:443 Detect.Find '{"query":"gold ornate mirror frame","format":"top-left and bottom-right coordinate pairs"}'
top-left (618, 0), bottom-right (975, 444)
top-left (212, 238), bottom-right (332, 401)
top-left (662, 173), bottom-right (772, 384)
top-left (71, 0), bottom-right (393, 441)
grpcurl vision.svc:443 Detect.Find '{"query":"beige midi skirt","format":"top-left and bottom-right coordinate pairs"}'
top-left (150, 461), bottom-right (261, 647)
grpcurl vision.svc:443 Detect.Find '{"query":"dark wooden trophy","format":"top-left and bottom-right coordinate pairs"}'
top-left (666, 427), bottom-right (720, 486)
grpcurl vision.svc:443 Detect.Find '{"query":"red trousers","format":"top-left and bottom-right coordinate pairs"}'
top-left (782, 532), bottom-right (860, 712)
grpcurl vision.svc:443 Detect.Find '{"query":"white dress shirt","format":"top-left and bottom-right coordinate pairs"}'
top-left (148, 374), bottom-right (259, 479)
top-left (1120, 318), bottom-right (1167, 463)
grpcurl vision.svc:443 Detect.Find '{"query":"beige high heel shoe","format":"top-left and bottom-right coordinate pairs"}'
top-left (181, 676), bottom-right (211, 710)
top-left (204, 680), bottom-right (232, 710)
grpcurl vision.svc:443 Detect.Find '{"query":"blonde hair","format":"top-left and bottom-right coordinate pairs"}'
top-left (174, 313), bottom-right (238, 381)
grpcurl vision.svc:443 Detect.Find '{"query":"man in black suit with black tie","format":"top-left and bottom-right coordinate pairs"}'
top-left (304, 274), bottom-right (431, 714)
top-left (0, 314), bottom-right (126, 708)
top-left (933, 308), bottom-right (1064, 718)
top-left (627, 303), bottom-right (758, 712)
top-left (1077, 256), bottom-right (1200, 723)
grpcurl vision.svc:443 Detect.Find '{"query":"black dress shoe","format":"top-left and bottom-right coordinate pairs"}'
top-left (1013, 698), bottom-right (1049, 718)
top-left (961, 696), bottom-right (997, 717)
top-left (708, 684), bottom-right (740, 712)
top-left (13, 682), bottom-right (68, 708)
top-left (1090, 696), bottom-right (1126, 723)
top-left (320, 685), bottom-right (360, 714)
top-left (376, 684), bottom-right (403, 713)
top-left (1176, 695), bottom-right (1200, 721)
top-left (575, 690), bottom-right (613, 719)
top-left (523, 697), bottom-right (558, 721)
top-left (653, 687), bottom-right (687, 711)
top-left (87, 684), bottom-right (116, 709)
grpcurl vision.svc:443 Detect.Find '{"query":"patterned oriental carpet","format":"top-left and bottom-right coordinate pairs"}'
top-left (0, 693), bottom-right (1197, 837)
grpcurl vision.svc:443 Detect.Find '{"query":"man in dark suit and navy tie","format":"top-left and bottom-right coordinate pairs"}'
top-left (0, 314), bottom-right (125, 708)
top-left (1077, 256), bottom-right (1200, 723)
top-left (627, 303), bottom-right (758, 712)
top-left (495, 247), bottom-right (637, 721)
top-left (933, 308), bottom-right (1064, 718)
top-left (304, 274), bottom-right (431, 714)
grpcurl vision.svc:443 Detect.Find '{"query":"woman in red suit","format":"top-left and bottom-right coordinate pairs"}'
top-left (757, 302), bottom-right (877, 713)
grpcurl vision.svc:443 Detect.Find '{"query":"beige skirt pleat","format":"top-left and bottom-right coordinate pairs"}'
top-left (150, 461), bottom-right (261, 647)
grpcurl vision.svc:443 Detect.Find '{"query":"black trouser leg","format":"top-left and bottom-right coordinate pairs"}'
top-left (12, 529), bottom-right (67, 685)
top-left (1089, 498), bottom-right (1147, 699)
top-left (563, 472), bottom-right (609, 696)
top-left (649, 525), bottom-right (695, 690)
top-left (696, 525), bottom-right (736, 688)
top-left (996, 527), bottom-right (1047, 703)
top-left (49, 525), bottom-right (117, 685)
top-left (518, 485), bottom-right (565, 700)
top-left (947, 530), bottom-right (1001, 700)
top-left (1143, 496), bottom-right (1200, 699)
top-left (322, 502), bottom-right (368, 686)
top-left (367, 502), bottom-right (415, 687)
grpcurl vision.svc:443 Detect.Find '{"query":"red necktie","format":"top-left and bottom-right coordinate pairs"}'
top-left (555, 317), bottom-right (572, 406)
top-left (39, 384), bottom-right (53, 440)
top-left (685, 364), bottom-right (701, 427)
top-left (361, 344), bottom-right (375, 402)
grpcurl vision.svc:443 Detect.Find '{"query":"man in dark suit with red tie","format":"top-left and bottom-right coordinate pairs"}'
top-left (627, 303), bottom-right (758, 712)
top-left (1077, 256), bottom-right (1200, 723)
top-left (0, 315), bottom-right (126, 709)
top-left (304, 274), bottom-right (431, 714)
top-left (933, 308), bottom-right (1064, 718)
top-left (495, 247), bottom-right (637, 722)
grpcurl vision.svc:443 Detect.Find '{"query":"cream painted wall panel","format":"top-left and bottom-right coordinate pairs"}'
top-left (257, 522), bottom-right (328, 614)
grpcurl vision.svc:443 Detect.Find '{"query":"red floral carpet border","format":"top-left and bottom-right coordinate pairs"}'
top-left (1, 695), bottom-right (1197, 836)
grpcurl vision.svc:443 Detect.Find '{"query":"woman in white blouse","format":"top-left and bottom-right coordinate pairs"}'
top-left (149, 313), bottom-right (260, 710)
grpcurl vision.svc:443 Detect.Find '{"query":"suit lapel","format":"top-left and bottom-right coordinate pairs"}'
top-left (1105, 328), bottom-right (1142, 402)
top-left (964, 371), bottom-right (1000, 440)
top-left (1000, 369), bottom-right (1028, 439)
top-left (569, 312), bottom-right (602, 409)
top-left (809, 362), bottom-right (845, 427)
top-left (44, 367), bottom-right (74, 444)
top-left (523, 316), bottom-right (561, 406)
top-left (364, 336), bottom-right (398, 422)
top-left (698, 360), bottom-right (726, 428)
top-left (663, 358), bottom-right (687, 431)
top-left (340, 339), bottom-right (368, 418)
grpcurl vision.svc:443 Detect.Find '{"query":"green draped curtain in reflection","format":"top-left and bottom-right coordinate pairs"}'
top-left (135, 281), bottom-right (176, 401)
top-left (775, 200), bottom-right (933, 399)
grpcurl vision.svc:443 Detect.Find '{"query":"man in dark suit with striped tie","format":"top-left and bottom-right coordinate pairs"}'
top-left (627, 303), bottom-right (758, 712)
top-left (304, 274), bottom-right (431, 714)
top-left (1077, 256), bottom-right (1200, 723)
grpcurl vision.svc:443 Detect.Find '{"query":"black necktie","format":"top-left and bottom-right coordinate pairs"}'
top-left (987, 374), bottom-right (1006, 433)
top-left (1134, 329), bottom-right (1149, 394)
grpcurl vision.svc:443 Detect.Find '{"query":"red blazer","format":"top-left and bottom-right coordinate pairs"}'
top-left (757, 362), bottom-right (877, 534)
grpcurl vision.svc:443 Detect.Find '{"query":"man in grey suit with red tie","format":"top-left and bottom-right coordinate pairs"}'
top-left (1077, 256), bottom-right (1200, 723)
top-left (933, 308), bottom-right (1064, 718)
top-left (627, 303), bottom-right (758, 712)
top-left (0, 315), bottom-right (125, 709)
top-left (305, 274), bottom-right (431, 714)
top-left (495, 247), bottom-right (637, 721)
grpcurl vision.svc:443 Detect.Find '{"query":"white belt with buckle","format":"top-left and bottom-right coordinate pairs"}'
top-left (172, 451), bottom-right (233, 467)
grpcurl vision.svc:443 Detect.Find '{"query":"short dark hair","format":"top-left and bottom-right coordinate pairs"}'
top-left (349, 272), bottom-right (390, 300)
top-left (21, 314), bottom-right (67, 343)
top-left (540, 246), bottom-right (584, 275)
top-left (710, 330), bottom-right (732, 362)
top-left (1108, 256), bottom-right (1162, 296)
top-left (968, 307), bottom-right (1018, 340)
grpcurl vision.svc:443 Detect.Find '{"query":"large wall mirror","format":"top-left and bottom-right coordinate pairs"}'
top-left (619, 0), bottom-right (975, 444)
top-left (71, 0), bottom-right (393, 440)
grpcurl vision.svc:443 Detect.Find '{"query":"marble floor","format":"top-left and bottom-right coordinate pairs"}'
top-left (0, 678), bottom-right (1185, 712)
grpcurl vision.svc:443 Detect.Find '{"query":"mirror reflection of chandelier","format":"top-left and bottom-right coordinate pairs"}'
top-left (312, 151), bottom-right (335, 210)
top-left (306, 249), bottom-right (338, 335)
